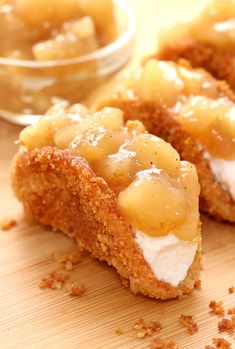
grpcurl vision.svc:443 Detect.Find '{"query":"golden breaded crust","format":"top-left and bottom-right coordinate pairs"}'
top-left (157, 39), bottom-right (235, 93)
top-left (11, 147), bottom-right (201, 299)
top-left (105, 95), bottom-right (235, 223)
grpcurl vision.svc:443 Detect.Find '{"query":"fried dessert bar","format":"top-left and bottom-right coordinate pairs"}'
top-left (11, 103), bottom-right (201, 299)
top-left (157, 0), bottom-right (235, 92)
top-left (103, 59), bottom-right (235, 222)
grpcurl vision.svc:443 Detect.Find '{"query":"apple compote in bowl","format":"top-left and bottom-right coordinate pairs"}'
top-left (0, 0), bottom-right (135, 125)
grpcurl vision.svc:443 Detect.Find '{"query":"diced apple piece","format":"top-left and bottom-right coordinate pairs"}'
top-left (95, 150), bottom-right (140, 189)
top-left (15, 0), bottom-right (80, 28)
top-left (221, 106), bottom-right (235, 139)
top-left (209, 106), bottom-right (235, 159)
top-left (20, 105), bottom-right (73, 149)
top-left (54, 120), bottom-right (94, 149)
top-left (178, 96), bottom-right (235, 159)
top-left (178, 65), bottom-right (219, 99)
top-left (62, 16), bottom-right (98, 51)
top-left (78, 0), bottom-right (117, 44)
top-left (33, 16), bottom-right (98, 61)
top-left (70, 127), bottom-right (127, 162)
top-left (178, 96), bottom-right (220, 135)
top-left (179, 161), bottom-right (200, 197)
top-left (33, 30), bottom-right (95, 61)
top-left (118, 169), bottom-right (187, 237)
top-left (63, 16), bottom-right (95, 39)
top-left (67, 103), bottom-right (90, 116)
top-left (126, 120), bottom-right (147, 134)
top-left (176, 161), bottom-right (200, 241)
top-left (121, 133), bottom-right (180, 177)
top-left (55, 107), bottom-right (124, 149)
top-left (137, 59), bottom-right (184, 106)
top-left (92, 108), bottom-right (124, 131)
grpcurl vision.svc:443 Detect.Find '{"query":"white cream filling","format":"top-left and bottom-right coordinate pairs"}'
top-left (135, 231), bottom-right (197, 287)
top-left (207, 155), bottom-right (235, 201)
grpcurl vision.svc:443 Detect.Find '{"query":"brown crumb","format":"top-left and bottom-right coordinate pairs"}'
top-left (205, 346), bottom-right (216, 349)
top-left (209, 301), bottom-right (225, 316)
top-left (179, 314), bottom-right (198, 334)
top-left (39, 270), bottom-right (69, 290)
top-left (53, 251), bottom-right (83, 270)
top-left (227, 308), bottom-right (235, 315)
top-left (121, 277), bottom-right (129, 288)
top-left (194, 279), bottom-right (202, 289)
top-left (66, 281), bottom-right (85, 297)
top-left (134, 318), bottom-right (161, 339)
top-left (0, 218), bottom-right (17, 231)
top-left (64, 260), bottom-right (73, 271)
top-left (114, 327), bottom-right (123, 335)
top-left (218, 315), bottom-right (235, 332)
top-left (228, 287), bottom-right (235, 294)
top-left (150, 337), bottom-right (179, 349)
top-left (212, 337), bottom-right (231, 348)
top-left (178, 291), bottom-right (188, 300)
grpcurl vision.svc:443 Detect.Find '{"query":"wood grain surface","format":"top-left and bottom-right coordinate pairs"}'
top-left (1, 1), bottom-right (235, 348)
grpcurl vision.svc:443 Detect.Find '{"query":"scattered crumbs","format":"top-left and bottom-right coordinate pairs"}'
top-left (227, 308), bottom-right (235, 315)
top-left (178, 293), bottom-right (188, 301)
top-left (39, 270), bottom-right (69, 290)
top-left (150, 337), bottom-right (179, 349)
top-left (0, 218), bottom-right (17, 231)
top-left (209, 301), bottom-right (225, 316)
top-left (213, 338), bottom-right (231, 349)
top-left (64, 260), bottom-right (73, 271)
top-left (114, 327), bottom-right (124, 335)
top-left (179, 314), bottom-right (198, 334)
top-left (134, 317), bottom-right (161, 339)
top-left (53, 251), bottom-right (83, 270)
top-left (218, 315), bottom-right (235, 332)
top-left (121, 277), bottom-right (129, 288)
top-left (228, 287), bottom-right (234, 294)
top-left (205, 338), bottom-right (232, 349)
top-left (66, 281), bottom-right (85, 297)
top-left (194, 279), bottom-right (202, 290)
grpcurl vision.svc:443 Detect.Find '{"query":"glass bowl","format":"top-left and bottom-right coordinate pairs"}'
top-left (0, 0), bottom-right (135, 125)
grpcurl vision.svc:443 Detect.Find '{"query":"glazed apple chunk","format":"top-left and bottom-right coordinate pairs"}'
top-left (19, 104), bottom-right (200, 242)
top-left (178, 96), bottom-right (235, 160)
top-left (126, 59), bottom-right (235, 161)
top-left (33, 17), bottom-right (99, 61)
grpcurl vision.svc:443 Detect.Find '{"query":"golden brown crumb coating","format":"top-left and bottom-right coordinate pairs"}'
top-left (157, 39), bottom-right (235, 93)
top-left (104, 92), bottom-right (235, 223)
top-left (11, 146), bottom-right (201, 300)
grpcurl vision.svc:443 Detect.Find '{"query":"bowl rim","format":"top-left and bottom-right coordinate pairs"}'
top-left (0, 0), bottom-right (135, 68)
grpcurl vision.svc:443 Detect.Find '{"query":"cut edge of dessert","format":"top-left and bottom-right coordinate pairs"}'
top-left (155, 0), bottom-right (235, 93)
top-left (100, 58), bottom-right (235, 223)
top-left (11, 103), bottom-right (201, 300)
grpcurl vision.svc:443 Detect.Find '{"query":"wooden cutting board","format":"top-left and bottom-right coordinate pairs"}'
top-left (1, 1), bottom-right (235, 348)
